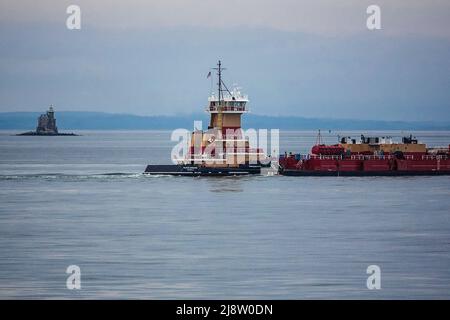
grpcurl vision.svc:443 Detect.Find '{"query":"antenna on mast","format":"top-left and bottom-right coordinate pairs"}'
top-left (315, 129), bottom-right (323, 145)
top-left (218, 60), bottom-right (222, 102)
top-left (213, 60), bottom-right (229, 103)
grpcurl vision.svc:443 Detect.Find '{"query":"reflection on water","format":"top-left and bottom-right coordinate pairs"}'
top-left (209, 187), bottom-right (244, 193)
top-left (206, 177), bottom-right (246, 193)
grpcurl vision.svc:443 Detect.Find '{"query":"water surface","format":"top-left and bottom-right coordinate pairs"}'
top-left (1, 130), bottom-right (449, 299)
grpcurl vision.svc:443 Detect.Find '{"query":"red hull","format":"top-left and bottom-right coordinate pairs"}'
top-left (279, 156), bottom-right (450, 175)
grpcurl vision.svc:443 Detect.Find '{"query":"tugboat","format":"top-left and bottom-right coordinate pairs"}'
top-left (279, 131), bottom-right (450, 176)
top-left (144, 61), bottom-right (266, 176)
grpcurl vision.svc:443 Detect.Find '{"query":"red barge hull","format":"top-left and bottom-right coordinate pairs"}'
top-left (280, 169), bottom-right (450, 176)
top-left (279, 157), bottom-right (450, 176)
top-left (279, 135), bottom-right (450, 176)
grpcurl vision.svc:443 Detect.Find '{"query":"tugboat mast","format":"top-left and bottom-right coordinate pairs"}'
top-left (213, 60), bottom-right (235, 103)
top-left (213, 60), bottom-right (225, 102)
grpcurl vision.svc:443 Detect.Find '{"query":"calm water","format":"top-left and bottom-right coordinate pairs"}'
top-left (0, 130), bottom-right (450, 299)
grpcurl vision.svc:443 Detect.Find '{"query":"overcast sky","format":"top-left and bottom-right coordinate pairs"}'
top-left (0, 0), bottom-right (449, 120)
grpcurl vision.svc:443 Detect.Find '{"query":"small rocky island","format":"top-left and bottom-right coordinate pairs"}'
top-left (17, 106), bottom-right (78, 136)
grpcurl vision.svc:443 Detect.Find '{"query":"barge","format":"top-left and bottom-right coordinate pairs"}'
top-left (279, 132), bottom-right (450, 176)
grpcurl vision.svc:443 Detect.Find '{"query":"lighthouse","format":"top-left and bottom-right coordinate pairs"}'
top-left (36, 105), bottom-right (58, 134)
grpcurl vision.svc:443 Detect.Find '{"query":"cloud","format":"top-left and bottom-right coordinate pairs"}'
top-left (1, 0), bottom-right (450, 38)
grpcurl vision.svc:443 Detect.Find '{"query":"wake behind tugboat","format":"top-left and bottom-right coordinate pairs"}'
top-left (0, 172), bottom-right (145, 181)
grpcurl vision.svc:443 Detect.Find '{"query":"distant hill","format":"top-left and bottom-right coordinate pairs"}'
top-left (1, 111), bottom-right (450, 131)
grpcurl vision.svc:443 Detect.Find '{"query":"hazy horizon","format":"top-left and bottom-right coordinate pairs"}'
top-left (2, 110), bottom-right (450, 131)
top-left (3, 109), bottom-right (450, 123)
